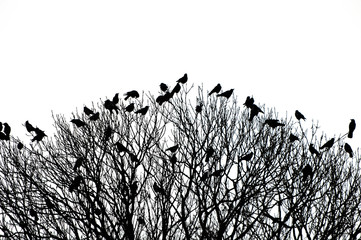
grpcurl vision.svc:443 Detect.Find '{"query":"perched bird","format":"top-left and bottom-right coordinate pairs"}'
top-left (211, 169), bottom-right (224, 177)
top-left (320, 138), bottom-right (334, 150)
top-left (135, 106), bottom-right (149, 115)
top-left (195, 104), bottom-right (203, 113)
top-left (112, 93), bottom-right (119, 105)
top-left (176, 73), bottom-right (188, 84)
top-left (104, 99), bottom-right (119, 114)
top-left (3, 123), bottom-right (10, 136)
top-left (295, 110), bottom-right (306, 121)
top-left (166, 144), bottom-right (179, 153)
top-left (0, 132), bottom-right (9, 141)
top-left (17, 142), bottom-right (24, 150)
top-left (309, 144), bottom-right (320, 156)
top-left (205, 147), bottom-right (214, 162)
top-left (156, 95), bottom-right (167, 106)
top-left (69, 175), bottom-right (83, 192)
top-left (32, 127), bottom-right (47, 142)
top-left (124, 90), bottom-right (139, 100)
top-left (348, 119), bottom-right (356, 138)
top-left (243, 96), bottom-right (254, 109)
top-left (25, 121), bottom-right (36, 133)
top-left (302, 164), bottom-right (313, 181)
top-left (249, 104), bottom-right (264, 121)
top-left (344, 143), bottom-right (353, 158)
top-left (289, 133), bottom-right (299, 142)
top-left (125, 103), bottom-right (135, 112)
top-left (217, 89), bottom-right (234, 99)
top-left (89, 112), bottom-right (100, 121)
top-left (71, 119), bottom-right (86, 128)
top-left (238, 152), bottom-right (253, 161)
top-left (153, 182), bottom-right (166, 195)
top-left (103, 126), bottom-right (112, 142)
top-left (73, 157), bottom-right (84, 171)
top-left (83, 106), bottom-right (94, 116)
top-left (160, 83), bottom-right (168, 92)
top-left (208, 84), bottom-right (222, 96)
top-left (116, 142), bottom-right (128, 153)
top-left (29, 208), bottom-right (38, 221)
top-left (171, 83), bottom-right (181, 95)
top-left (265, 119), bottom-right (285, 128)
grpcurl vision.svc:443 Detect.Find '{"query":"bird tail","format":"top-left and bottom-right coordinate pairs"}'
top-left (348, 132), bottom-right (353, 138)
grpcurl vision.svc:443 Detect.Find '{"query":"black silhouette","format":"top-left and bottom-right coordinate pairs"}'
top-left (73, 157), bottom-right (84, 171)
top-left (348, 119), bottom-right (356, 138)
top-left (32, 127), bottom-right (47, 142)
top-left (160, 83), bottom-right (168, 92)
top-left (104, 99), bottom-right (119, 114)
top-left (124, 90), bottom-right (139, 100)
top-left (238, 152), bottom-right (253, 161)
top-left (309, 144), bottom-right (320, 156)
top-left (3, 123), bottom-right (10, 136)
top-left (211, 169), bottom-right (224, 177)
top-left (217, 89), bottom-right (234, 99)
top-left (176, 73), bottom-right (188, 84)
top-left (249, 104), bottom-right (264, 121)
top-left (208, 84), bottom-right (221, 96)
top-left (295, 110), bottom-right (306, 121)
top-left (17, 142), bottom-right (23, 150)
top-left (44, 197), bottom-right (54, 209)
top-left (89, 112), bottom-right (100, 121)
top-left (156, 95), bottom-right (166, 106)
top-left (171, 83), bottom-right (181, 95)
top-left (153, 182), bottom-right (166, 195)
top-left (344, 143), bottom-right (353, 158)
top-left (29, 208), bottom-right (38, 221)
top-left (135, 106), bottom-right (149, 115)
top-left (195, 104), bottom-right (203, 113)
top-left (112, 93), bottom-right (119, 105)
top-left (320, 138), bottom-right (334, 150)
top-left (71, 119), bottom-right (86, 128)
top-left (243, 96), bottom-right (254, 109)
top-left (169, 154), bottom-right (177, 164)
top-left (116, 142), bottom-right (128, 153)
top-left (302, 164), bottom-right (313, 181)
top-left (25, 121), bottom-right (36, 133)
top-left (104, 126), bottom-right (112, 142)
top-left (84, 106), bottom-right (94, 116)
top-left (205, 147), bottom-right (214, 162)
top-left (166, 144), bottom-right (178, 153)
top-left (289, 133), bottom-right (299, 142)
top-left (0, 132), bottom-right (9, 141)
top-left (125, 103), bottom-right (135, 112)
top-left (69, 175), bottom-right (83, 192)
top-left (265, 119), bottom-right (285, 128)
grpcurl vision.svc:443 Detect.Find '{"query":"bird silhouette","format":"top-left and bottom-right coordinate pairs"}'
top-left (17, 142), bottom-right (23, 150)
top-left (116, 142), bottom-right (128, 153)
top-left (135, 106), bottom-right (149, 115)
top-left (89, 112), bottom-right (100, 121)
top-left (112, 93), bottom-right (119, 105)
top-left (124, 90), bottom-right (139, 100)
top-left (25, 121), bottom-right (36, 133)
top-left (238, 152), bottom-right (253, 161)
top-left (166, 144), bottom-right (178, 153)
top-left (153, 182), bottom-right (166, 195)
top-left (84, 106), bottom-right (94, 116)
top-left (208, 84), bottom-right (222, 96)
top-left (32, 127), bottom-right (47, 142)
top-left (176, 73), bottom-right (188, 84)
top-left (265, 119), bottom-right (285, 128)
top-left (3, 123), bottom-right (10, 136)
top-left (320, 138), bottom-right (334, 150)
top-left (73, 157), bottom-right (84, 171)
top-left (71, 119), bottom-right (86, 128)
top-left (348, 119), bottom-right (356, 138)
top-left (125, 103), bottom-right (135, 112)
top-left (289, 133), bottom-right (299, 142)
top-left (217, 89), bottom-right (234, 99)
top-left (243, 96), bottom-right (254, 109)
top-left (295, 110), bottom-right (306, 121)
top-left (205, 147), bottom-right (214, 162)
top-left (249, 104), bottom-right (264, 121)
top-left (171, 83), bottom-right (181, 95)
top-left (69, 175), bottom-right (83, 192)
top-left (302, 164), bottom-right (313, 181)
top-left (104, 99), bottom-right (119, 114)
top-left (160, 83), bottom-right (168, 92)
top-left (309, 144), bottom-right (320, 156)
top-left (344, 143), bottom-right (353, 158)
top-left (0, 132), bottom-right (9, 141)
top-left (195, 104), bottom-right (203, 113)
top-left (156, 95), bottom-right (167, 106)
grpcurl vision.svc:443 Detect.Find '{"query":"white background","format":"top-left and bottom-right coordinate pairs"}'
top-left (0, 1), bottom-right (360, 147)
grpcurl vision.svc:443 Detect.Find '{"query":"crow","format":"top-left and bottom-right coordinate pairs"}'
top-left (69, 175), bottom-right (83, 192)
top-left (3, 123), bottom-right (10, 136)
top-left (238, 152), bottom-right (253, 161)
top-left (243, 96), bottom-right (254, 108)
top-left (17, 142), bottom-right (24, 150)
top-left (295, 110), bottom-right (306, 121)
top-left (153, 182), bottom-right (166, 195)
top-left (135, 106), bottom-right (149, 115)
top-left (176, 73), bottom-right (188, 84)
top-left (125, 103), bottom-right (135, 112)
top-left (309, 144), bottom-right (319, 156)
top-left (115, 142), bottom-right (128, 153)
top-left (302, 164), bottom-right (313, 181)
top-left (25, 121), bottom-right (36, 133)
top-left (104, 99), bottom-right (119, 114)
top-left (156, 95), bottom-right (166, 106)
top-left (0, 132), bottom-right (9, 141)
top-left (348, 119), bottom-right (356, 138)
top-left (89, 112), bottom-right (100, 121)
top-left (320, 138), bottom-right (334, 150)
top-left (249, 104), bottom-right (264, 121)
top-left (289, 133), bottom-right (299, 142)
top-left (84, 106), bottom-right (94, 116)
top-left (195, 104), bottom-right (203, 113)
top-left (208, 84), bottom-right (221, 96)
top-left (71, 119), bottom-right (86, 128)
top-left (124, 90), bottom-right (139, 100)
top-left (344, 143), bottom-right (353, 158)
top-left (112, 93), bottom-right (119, 104)
top-left (171, 83), bottom-right (181, 95)
top-left (217, 89), bottom-right (234, 99)
top-left (32, 127), bottom-right (47, 142)
top-left (166, 145), bottom-right (178, 153)
top-left (73, 157), bottom-right (84, 171)
top-left (160, 83), bottom-right (168, 92)
top-left (265, 119), bottom-right (285, 128)
top-left (205, 147), bottom-right (214, 162)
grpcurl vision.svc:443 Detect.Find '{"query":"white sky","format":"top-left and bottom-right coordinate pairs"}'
top-left (0, 1), bottom-right (360, 146)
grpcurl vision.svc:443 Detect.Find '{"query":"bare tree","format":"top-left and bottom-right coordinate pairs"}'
top-left (0, 83), bottom-right (360, 239)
